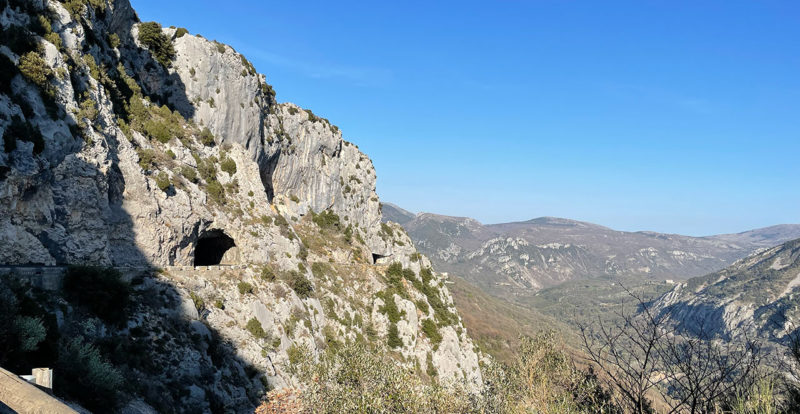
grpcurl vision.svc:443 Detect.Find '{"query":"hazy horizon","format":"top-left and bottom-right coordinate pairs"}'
top-left (133, 0), bottom-right (800, 236)
top-left (383, 201), bottom-right (800, 237)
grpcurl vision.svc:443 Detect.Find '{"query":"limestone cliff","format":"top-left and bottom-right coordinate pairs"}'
top-left (0, 0), bottom-right (481, 411)
top-left (651, 238), bottom-right (800, 345)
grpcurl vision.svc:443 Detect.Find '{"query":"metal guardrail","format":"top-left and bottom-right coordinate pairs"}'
top-left (0, 367), bottom-right (76, 413)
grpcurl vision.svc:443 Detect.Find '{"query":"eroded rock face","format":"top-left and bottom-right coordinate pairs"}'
top-left (651, 238), bottom-right (800, 343)
top-left (0, 0), bottom-right (481, 411)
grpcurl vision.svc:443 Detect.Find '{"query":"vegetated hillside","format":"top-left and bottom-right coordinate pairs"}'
top-left (388, 207), bottom-right (800, 296)
top-left (380, 202), bottom-right (415, 225)
top-left (0, 0), bottom-right (481, 411)
top-left (708, 225), bottom-right (800, 249)
top-left (447, 274), bottom-right (572, 362)
top-left (520, 275), bottom-right (673, 331)
top-left (652, 237), bottom-right (800, 344)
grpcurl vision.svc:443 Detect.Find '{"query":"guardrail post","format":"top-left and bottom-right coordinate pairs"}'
top-left (32, 368), bottom-right (53, 390)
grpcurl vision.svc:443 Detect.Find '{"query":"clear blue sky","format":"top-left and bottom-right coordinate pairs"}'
top-left (132, 0), bottom-right (799, 236)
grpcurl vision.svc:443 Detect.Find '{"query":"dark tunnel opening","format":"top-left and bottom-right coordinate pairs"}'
top-left (372, 253), bottom-right (387, 264)
top-left (194, 230), bottom-right (236, 266)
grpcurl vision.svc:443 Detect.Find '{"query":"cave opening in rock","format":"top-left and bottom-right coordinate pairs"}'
top-left (372, 253), bottom-right (387, 265)
top-left (194, 230), bottom-right (237, 266)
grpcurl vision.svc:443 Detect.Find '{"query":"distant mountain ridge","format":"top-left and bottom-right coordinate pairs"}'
top-left (382, 204), bottom-right (800, 295)
top-left (380, 202), bottom-right (416, 225)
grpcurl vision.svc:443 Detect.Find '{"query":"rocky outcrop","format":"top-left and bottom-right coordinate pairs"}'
top-left (0, 0), bottom-right (481, 411)
top-left (651, 238), bottom-right (800, 343)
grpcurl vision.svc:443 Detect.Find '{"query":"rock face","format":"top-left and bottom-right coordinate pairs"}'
top-left (651, 238), bottom-right (800, 344)
top-left (388, 209), bottom-right (800, 295)
top-left (0, 0), bottom-right (480, 411)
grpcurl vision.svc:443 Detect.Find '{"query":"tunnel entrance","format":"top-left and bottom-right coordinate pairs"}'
top-left (372, 253), bottom-right (389, 265)
top-left (194, 230), bottom-right (237, 266)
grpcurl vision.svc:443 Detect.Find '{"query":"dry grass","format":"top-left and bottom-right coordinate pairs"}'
top-left (448, 275), bottom-right (575, 362)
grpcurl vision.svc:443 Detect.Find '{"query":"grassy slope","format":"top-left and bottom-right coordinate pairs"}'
top-left (448, 275), bottom-right (575, 362)
top-left (518, 275), bottom-right (673, 329)
top-left (451, 273), bottom-right (672, 362)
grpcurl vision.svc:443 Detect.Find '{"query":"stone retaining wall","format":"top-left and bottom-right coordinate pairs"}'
top-left (0, 264), bottom-right (248, 290)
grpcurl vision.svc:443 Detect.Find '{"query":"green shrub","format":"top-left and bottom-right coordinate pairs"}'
top-left (421, 319), bottom-right (442, 345)
top-left (174, 27), bottom-right (189, 38)
top-left (385, 263), bottom-right (406, 291)
top-left (77, 98), bottom-right (99, 129)
top-left (297, 342), bottom-right (476, 412)
top-left (62, 0), bottom-right (106, 19)
top-left (220, 157), bottom-right (237, 175)
top-left (415, 267), bottom-right (456, 326)
top-left (304, 109), bottom-right (320, 122)
top-left (415, 299), bottom-right (429, 314)
top-left (155, 171), bottom-right (170, 191)
top-left (30, 15), bottom-right (50, 36)
top-left (108, 33), bottom-right (120, 48)
top-left (18, 51), bottom-right (52, 89)
top-left (136, 148), bottom-right (157, 170)
top-left (199, 127), bottom-right (215, 146)
top-left (261, 81), bottom-right (276, 102)
top-left (197, 157), bottom-right (217, 182)
top-left (261, 265), bottom-right (276, 281)
top-left (289, 272), bottom-right (313, 298)
top-left (426, 352), bottom-right (437, 378)
top-left (189, 291), bottom-right (205, 312)
top-left (166, 149), bottom-right (176, 159)
top-left (206, 180), bottom-right (225, 204)
top-left (82, 54), bottom-right (101, 80)
top-left (480, 331), bottom-right (619, 413)
top-left (14, 316), bottom-right (46, 352)
top-left (56, 336), bottom-right (122, 412)
top-left (323, 325), bottom-right (341, 352)
top-left (246, 318), bottom-right (266, 339)
top-left (143, 119), bottom-right (171, 143)
top-left (64, 266), bottom-right (130, 325)
top-left (379, 293), bottom-right (403, 324)
top-left (214, 299), bottom-right (224, 309)
top-left (287, 343), bottom-right (306, 366)
top-left (344, 225), bottom-right (353, 244)
top-left (237, 281), bottom-right (254, 295)
top-left (137, 22), bottom-right (175, 67)
top-left (380, 223), bottom-right (394, 238)
top-left (311, 210), bottom-right (341, 231)
top-left (387, 323), bottom-right (402, 348)
top-left (45, 32), bottom-right (62, 49)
